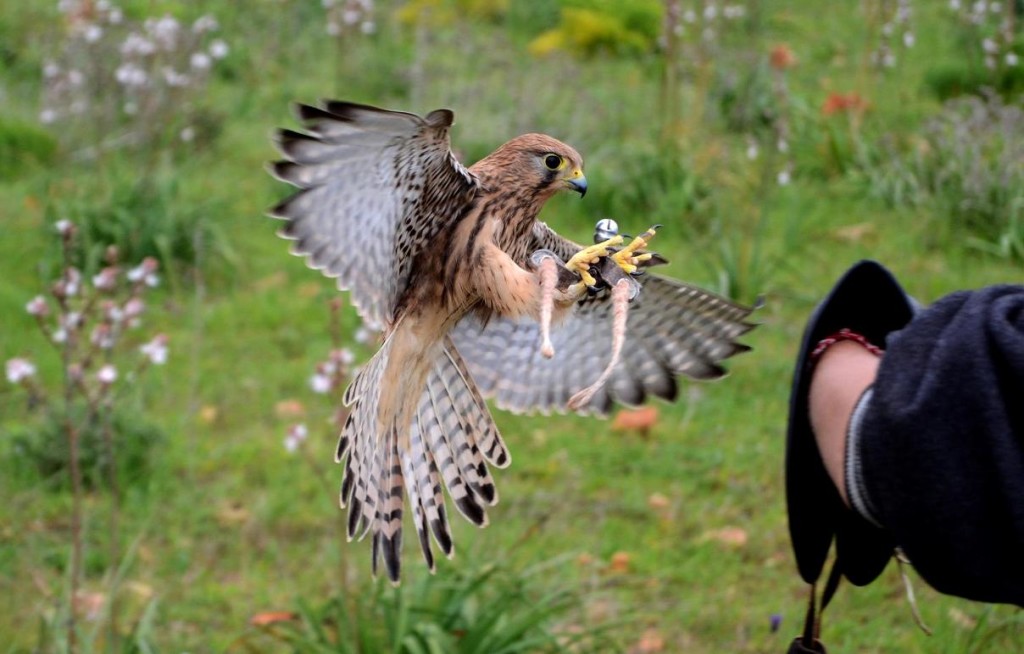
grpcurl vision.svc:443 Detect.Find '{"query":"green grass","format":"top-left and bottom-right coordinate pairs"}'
top-left (2, 1), bottom-right (1023, 652)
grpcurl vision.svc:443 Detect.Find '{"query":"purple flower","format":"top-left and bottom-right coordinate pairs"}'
top-left (769, 613), bottom-right (783, 633)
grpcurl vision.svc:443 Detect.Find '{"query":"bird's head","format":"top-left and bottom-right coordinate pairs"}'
top-left (480, 134), bottom-right (587, 200)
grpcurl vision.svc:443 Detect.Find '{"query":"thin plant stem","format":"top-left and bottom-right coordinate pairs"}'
top-left (61, 237), bottom-right (83, 654)
top-left (101, 388), bottom-right (120, 651)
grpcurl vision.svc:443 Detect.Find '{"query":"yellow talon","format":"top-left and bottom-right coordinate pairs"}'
top-left (565, 235), bottom-right (624, 287)
top-left (611, 225), bottom-right (659, 274)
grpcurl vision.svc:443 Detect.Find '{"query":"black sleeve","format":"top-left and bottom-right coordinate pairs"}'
top-left (859, 285), bottom-right (1024, 606)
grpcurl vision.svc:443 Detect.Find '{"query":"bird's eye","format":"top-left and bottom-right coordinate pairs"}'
top-left (543, 154), bottom-right (563, 170)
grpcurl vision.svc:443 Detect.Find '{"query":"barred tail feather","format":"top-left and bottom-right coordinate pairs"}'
top-left (334, 335), bottom-right (511, 582)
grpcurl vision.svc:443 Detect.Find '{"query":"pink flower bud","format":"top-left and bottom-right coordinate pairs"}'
top-left (26, 296), bottom-right (49, 317)
top-left (6, 358), bottom-right (37, 384)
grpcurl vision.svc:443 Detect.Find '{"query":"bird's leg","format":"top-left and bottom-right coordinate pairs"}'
top-left (610, 224), bottom-right (660, 275)
top-left (532, 251), bottom-right (590, 359)
top-left (567, 277), bottom-right (632, 410)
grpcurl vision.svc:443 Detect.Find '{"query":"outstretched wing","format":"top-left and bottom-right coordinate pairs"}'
top-left (451, 222), bottom-right (757, 415)
top-left (269, 101), bottom-right (479, 327)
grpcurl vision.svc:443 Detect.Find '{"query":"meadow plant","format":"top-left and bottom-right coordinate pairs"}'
top-left (927, 0), bottom-right (1022, 99)
top-left (862, 92), bottom-right (1024, 259)
top-left (864, 0), bottom-right (915, 70)
top-left (323, 0), bottom-right (376, 39)
top-left (948, 0), bottom-right (1020, 71)
top-left (40, 0), bottom-right (229, 155)
top-left (244, 556), bottom-right (611, 653)
top-left (5, 219), bottom-right (168, 650)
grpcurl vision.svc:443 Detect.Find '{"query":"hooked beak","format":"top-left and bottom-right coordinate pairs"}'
top-left (564, 169), bottom-right (588, 197)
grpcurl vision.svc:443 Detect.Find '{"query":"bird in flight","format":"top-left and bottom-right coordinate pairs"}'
top-left (269, 101), bottom-right (757, 582)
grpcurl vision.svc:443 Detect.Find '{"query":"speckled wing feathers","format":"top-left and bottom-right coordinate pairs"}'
top-left (451, 274), bottom-right (756, 415)
top-left (269, 101), bottom-right (478, 327)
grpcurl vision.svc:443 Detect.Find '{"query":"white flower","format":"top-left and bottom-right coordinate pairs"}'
top-left (1007, 52), bottom-right (1019, 67)
top-left (150, 15), bottom-right (181, 48)
top-left (180, 126), bottom-right (195, 142)
top-left (990, 1), bottom-right (1002, 12)
top-left (161, 67), bottom-right (190, 87)
top-left (683, 9), bottom-right (697, 23)
top-left (91, 324), bottom-right (116, 349)
top-left (723, 5), bottom-right (745, 19)
top-left (102, 301), bottom-right (125, 324)
top-left (26, 296), bottom-right (49, 316)
top-left (949, 0), bottom-right (961, 9)
top-left (333, 348), bottom-right (355, 366)
top-left (703, 4), bottom-right (717, 21)
top-left (116, 63), bottom-right (148, 87)
top-left (746, 141), bottom-right (758, 160)
top-left (192, 15), bottom-right (219, 33)
top-left (310, 373), bottom-right (332, 394)
top-left (121, 33), bottom-right (156, 57)
top-left (776, 138), bottom-right (789, 154)
top-left (360, 20), bottom-right (375, 34)
top-left (108, 8), bottom-right (123, 24)
top-left (63, 269), bottom-right (82, 297)
top-left (902, 32), bottom-right (915, 48)
top-left (284, 423), bottom-right (308, 453)
top-left (39, 108), bottom-right (58, 124)
top-left (209, 39), bottom-right (229, 59)
top-left (55, 219), bottom-right (74, 235)
top-left (190, 52), bottom-right (212, 71)
top-left (83, 24), bottom-right (103, 43)
top-left (6, 358), bottom-right (36, 384)
top-left (97, 364), bottom-right (118, 385)
top-left (983, 37), bottom-right (998, 54)
top-left (63, 311), bottom-right (83, 331)
top-left (52, 328), bottom-right (67, 344)
top-left (127, 258), bottom-right (159, 287)
top-left (777, 168), bottom-right (792, 186)
top-left (123, 297), bottom-right (145, 319)
top-left (93, 266), bottom-right (118, 291)
top-left (326, 21), bottom-right (341, 36)
top-left (43, 62), bottom-right (60, 78)
top-left (140, 334), bottom-right (169, 365)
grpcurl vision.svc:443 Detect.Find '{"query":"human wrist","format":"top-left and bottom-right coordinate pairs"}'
top-left (808, 341), bottom-right (881, 506)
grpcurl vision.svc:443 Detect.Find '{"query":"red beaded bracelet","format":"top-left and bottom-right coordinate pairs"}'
top-left (810, 328), bottom-right (885, 363)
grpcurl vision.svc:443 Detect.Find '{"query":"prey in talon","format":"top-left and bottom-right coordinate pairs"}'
top-left (269, 99), bottom-right (760, 584)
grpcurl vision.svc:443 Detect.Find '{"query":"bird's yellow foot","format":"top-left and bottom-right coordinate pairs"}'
top-left (611, 224), bottom-right (660, 275)
top-left (565, 235), bottom-right (625, 287)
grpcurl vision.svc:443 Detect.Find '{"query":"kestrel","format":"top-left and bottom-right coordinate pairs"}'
top-left (269, 101), bottom-right (757, 582)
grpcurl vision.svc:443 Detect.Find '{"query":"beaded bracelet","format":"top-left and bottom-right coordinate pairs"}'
top-left (810, 328), bottom-right (885, 363)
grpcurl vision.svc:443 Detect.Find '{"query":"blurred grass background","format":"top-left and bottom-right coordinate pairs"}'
top-left (1, 0), bottom-right (1023, 651)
